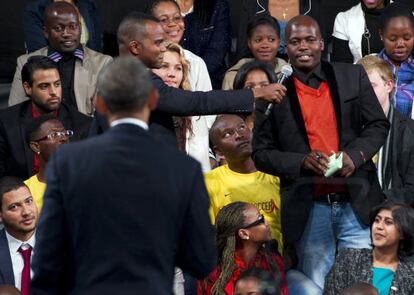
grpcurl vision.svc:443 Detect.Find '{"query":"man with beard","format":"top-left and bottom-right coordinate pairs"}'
top-left (0, 177), bottom-right (38, 295)
top-left (0, 56), bottom-right (90, 179)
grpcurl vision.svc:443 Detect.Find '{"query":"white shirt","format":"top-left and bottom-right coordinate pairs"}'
top-left (110, 118), bottom-right (148, 130)
top-left (5, 231), bottom-right (35, 291)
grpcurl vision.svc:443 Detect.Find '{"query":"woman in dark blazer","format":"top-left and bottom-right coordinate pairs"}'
top-left (23, 0), bottom-right (102, 52)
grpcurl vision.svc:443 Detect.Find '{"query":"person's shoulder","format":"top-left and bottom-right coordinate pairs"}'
top-left (17, 47), bottom-right (48, 63)
top-left (0, 101), bottom-right (29, 119)
top-left (337, 2), bottom-right (362, 18)
top-left (205, 165), bottom-right (226, 180)
top-left (82, 46), bottom-right (112, 63)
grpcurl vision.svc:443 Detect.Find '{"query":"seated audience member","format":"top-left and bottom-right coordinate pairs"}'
top-left (340, 283), bottom-right (379, 295)
top-left (377, 2), bottom-right (414, 118)
top-left (0, 56), bottom-right (91, 179)
top-left (152, 41), bottom-right (213, 171)
top-left (9, 1), bottom-right (112, 115)
top-left (205, 114), bottom-right (282, 253)
top-left (23, 0), bottom-right (102, 53)
top-left (148, 0), bottom-right (213, 91)
top-left (24, 115), bottom-right (71, 212)
top-left (0, 177), bottom-right (38, 294)
top-left (358, 55), bottom-right (414, 206)
top-left (90, 12), bottom-right (286, 147)
top-left (332, 0), bottom-right (391, 63)
top-left (177, 0), bottom-right (231, 89)
top-left (235, 268), bottom-right (282, 295)
top-left (233, 61), bottom-right (278, 129)
top-left (324, 201), bottom-right (414, 295)
top-left (222, 15), bottom-right (286, 90)
top-left (0, 285), bottom-right (20, 295)
top-left (197, 202), bottom-right (287, 295)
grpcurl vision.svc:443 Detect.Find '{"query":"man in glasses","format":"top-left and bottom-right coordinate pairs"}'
top-left (24, 115), bottom-right (71, 212)
top-left (205, 114), bottom-right (283, 254)
top-left (0, 56), bottom-right (91, 179)
top-left (9, 1), bottom-right (112, 115)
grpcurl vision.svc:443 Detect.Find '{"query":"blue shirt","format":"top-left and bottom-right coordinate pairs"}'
top-left (372, 267), bottom-right (395, 295)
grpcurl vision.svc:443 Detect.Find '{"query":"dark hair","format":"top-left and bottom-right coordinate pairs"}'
top-left (380, 2), bottom-right (414, 31)
top-left (0, 177), bottom-right (27, 210)
top-left (25, 114), bottom-right (59, 143)
top-left (233, 61), bottom-right (278, 90)
top-left (247, 15), bottom-right (281, 39)
top-left (97, 56), bottom-right (153, 113)
top-left (236, 268), bottom-right (281, 295)
top-left (21, 56), bottom-right (58, 86)
top-left (209, 202), bottom-right (280, 295)
top-left (369, 200), bottom-right (414, 257)
top-left (147, 0), bottom-right (181, 15)
top-left (117, 12), bottom-right (159, 47)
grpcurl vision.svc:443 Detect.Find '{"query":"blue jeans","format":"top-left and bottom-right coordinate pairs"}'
top-left (286, 269), bottom-right (322, 295)
top-left (294, 202), bottom-right (371, 291)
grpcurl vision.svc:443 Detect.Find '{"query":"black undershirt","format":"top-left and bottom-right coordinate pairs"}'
top-left (57, 55), bottom-right (77, 108)
top-left (361, 2), bottom-right (385, 56)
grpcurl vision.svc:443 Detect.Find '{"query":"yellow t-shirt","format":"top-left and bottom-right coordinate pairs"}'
top-left (24, 174), bottom-right (46, 213)
top-left (204, 165), bottom-right (283, 253)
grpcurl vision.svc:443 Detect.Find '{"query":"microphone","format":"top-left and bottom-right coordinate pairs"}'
top-left (265, 64), bottom-right (293, 116)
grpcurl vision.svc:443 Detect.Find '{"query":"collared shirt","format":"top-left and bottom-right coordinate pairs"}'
top-left (48, 46), bottom-right (84, 109)
top-left (110, 118), bottom-right (149, 130)
top-left (293, 63), bottom-right (326, 89)
top-left (5, 231), bottom-right (35, 291)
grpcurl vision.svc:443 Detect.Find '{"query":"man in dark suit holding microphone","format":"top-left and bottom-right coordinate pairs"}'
top-left (31, 56), bottom-right (216, 295)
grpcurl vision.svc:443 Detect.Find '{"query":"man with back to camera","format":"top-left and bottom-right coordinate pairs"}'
top-left (31, 56), bottom-right (217, 295)
top-left (252, 15), bottom-right (390, 291)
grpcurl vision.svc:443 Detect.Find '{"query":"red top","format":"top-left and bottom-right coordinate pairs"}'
top-left (294, 78), bottom-right (339, 155)
top-left (197, 249), bottom-right (288, 295)
top-left (295, 79), bottom-right (345, 196)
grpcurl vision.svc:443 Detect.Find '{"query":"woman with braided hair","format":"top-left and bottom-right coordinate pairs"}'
top-left (197, 202), bottom-right (287, 295)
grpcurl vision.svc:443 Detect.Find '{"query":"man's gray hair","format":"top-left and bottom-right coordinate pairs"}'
top-left (96, 56), bottom-right (152, 113)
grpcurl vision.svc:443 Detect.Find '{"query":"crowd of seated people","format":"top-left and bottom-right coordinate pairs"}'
top-left (0, 0), bottom-right (413, 294)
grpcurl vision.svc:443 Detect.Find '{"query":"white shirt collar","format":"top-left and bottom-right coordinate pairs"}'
top-left (110, 118), bottom-right (148, 130)
top-left (5, 230), bottom-right (35, 254)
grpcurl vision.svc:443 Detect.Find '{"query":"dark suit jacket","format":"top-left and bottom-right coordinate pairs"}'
top-left (89, 72), bottom-right (254, 145)
top-left (252, 61), bottom-right (390, 243)
top-left (0, 101), bottom-right (91, 179)
top-left (0, 230), bottom-right (14, 286)
top-left (384, 109), bottom-right (414, 206)
top-left (31, 123), bottom-right (217, 295)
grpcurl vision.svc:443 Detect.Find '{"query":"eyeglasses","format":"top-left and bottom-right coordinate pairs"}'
top-left (159, 15), bottom-right (183, 26)
top-left (35, 130), bottom-right (74, 142)
top-left (242, 214), bottom-right (265, 229)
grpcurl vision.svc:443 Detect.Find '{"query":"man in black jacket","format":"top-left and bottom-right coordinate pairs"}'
top-left (90, 12), bottom-right (286, 146)
top-left (0, 56), bottom-right (91, 179)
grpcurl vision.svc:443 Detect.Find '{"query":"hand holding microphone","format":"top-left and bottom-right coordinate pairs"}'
top-left (264, 64), bottom-right (293, 116)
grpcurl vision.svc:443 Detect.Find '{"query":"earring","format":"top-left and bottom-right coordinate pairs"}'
top-left (246, 236), bottom-right (250, 240)
top-left (37, 151), bottom-right (40, 155)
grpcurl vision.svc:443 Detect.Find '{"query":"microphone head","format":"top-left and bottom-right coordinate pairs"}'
top-left (280, 64), bottom-right (293, 77)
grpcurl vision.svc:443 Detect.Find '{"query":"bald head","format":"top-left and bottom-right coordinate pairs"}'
top-left (43, 1), bottom-right (81, 53)
top-left (285, 15), bottom-right (322, 40)
top-left (44, 1), bottom-right (78, 26)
